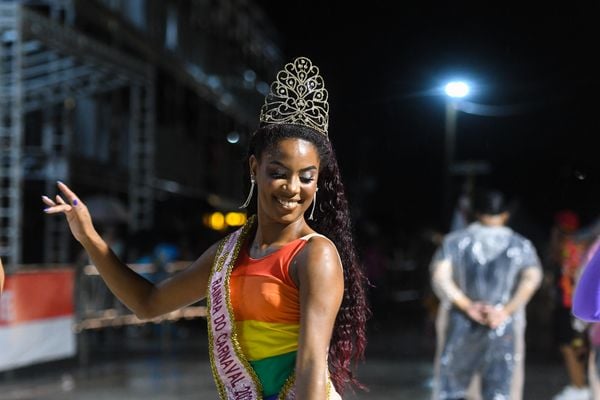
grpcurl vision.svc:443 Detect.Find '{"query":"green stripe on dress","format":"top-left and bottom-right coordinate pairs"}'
top-left (249, 351), bottom-right (296, 397)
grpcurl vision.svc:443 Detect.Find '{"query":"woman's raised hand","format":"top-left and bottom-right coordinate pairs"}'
top-left (42, 182), bottom-right (97, 244)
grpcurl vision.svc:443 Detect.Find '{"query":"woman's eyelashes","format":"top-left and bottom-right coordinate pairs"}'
top-left (269, 171), bottom-right (286, 179)
top-left (268, 171), bottom-right (315, 184)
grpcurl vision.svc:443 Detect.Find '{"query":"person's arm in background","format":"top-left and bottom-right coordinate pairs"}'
top-left (431, 259), bottom-right (488, 325)
top-left (487, 266), bottom-right (542, 329)
top-left (573, 240), bottom-right (600, 321)
top-left (0, 256), bottom-right (4, 295)
top-left (486, 238), bottom-right (543, 329)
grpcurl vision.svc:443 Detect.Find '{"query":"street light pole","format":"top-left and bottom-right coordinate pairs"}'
top-left (443, 99), bottom-right (457, 228)
top-left (442, 81), bottom-right (470, 231)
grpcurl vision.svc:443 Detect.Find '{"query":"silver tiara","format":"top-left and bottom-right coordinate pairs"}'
top-left (259, 57), bottom-right (329, 136)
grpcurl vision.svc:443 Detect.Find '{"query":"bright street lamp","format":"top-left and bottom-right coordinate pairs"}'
top-left (444, 81), bottom-right (471, 170)
top-left (444, 81), bottom-right (470, 98)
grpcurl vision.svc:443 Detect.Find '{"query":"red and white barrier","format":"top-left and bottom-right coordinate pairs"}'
top-left (0, 269), bottom-right (75, 371)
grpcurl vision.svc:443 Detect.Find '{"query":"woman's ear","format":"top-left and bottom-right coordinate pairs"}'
top-left (249, 155), bottom-right (258, 178)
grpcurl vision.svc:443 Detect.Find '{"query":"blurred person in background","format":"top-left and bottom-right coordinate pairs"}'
top-left (572, 234), bottom-right (600, 399)
top-left (430, 188), bottom-right (542, 400)
top-left (41, 56), bottom-right (369, 400)
top-left (572, 215), bottom-right (600, 322)
top-left (449, 190), bottom-right (472, 233)
top-left (547, 210), bottom-right (591, 400)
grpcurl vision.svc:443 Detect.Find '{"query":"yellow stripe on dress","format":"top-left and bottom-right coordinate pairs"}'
top-left (235, 320), bottom-right (300, 361)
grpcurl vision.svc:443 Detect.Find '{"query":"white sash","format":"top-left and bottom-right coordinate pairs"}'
top-left (207, 218), bottom-right (263, 400)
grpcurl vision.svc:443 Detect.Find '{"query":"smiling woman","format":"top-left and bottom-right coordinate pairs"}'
top-left (248, 130), bottom-right (321, 225)
top-left (42, 56), bottom-right (368, 400)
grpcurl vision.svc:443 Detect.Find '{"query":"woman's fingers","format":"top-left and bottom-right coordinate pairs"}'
top-left (44, 204), bottom-right (72, 214)
top-left (41, 195), bottom-right (56, 207)
top-left (57, 181), bottom-right (79, 205)
top-left (42, 182), bottom-right (79, 214)
top-left (41, 182), bottom-right (94, 245)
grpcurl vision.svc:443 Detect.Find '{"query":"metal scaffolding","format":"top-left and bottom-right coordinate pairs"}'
top-left (129, 80), bottom-right (155, 232)
top-left (0, 2), bottom-right (24, 269)
top-left (0, 0), bottom-right (283, 269)
top-left (1, 2), bottom-right (154, 268)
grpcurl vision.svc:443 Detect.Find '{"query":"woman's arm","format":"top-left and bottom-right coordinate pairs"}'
top-left (80, 232), bottom-right (217, 319)
top-left (573, 244), bottom-right (600, 321)
top-left (0, 256), bottom-right (4, 295)
top-left (294, 237), bottom-right (344, 400)
top-left (43, 182), bottom-right (216, 319)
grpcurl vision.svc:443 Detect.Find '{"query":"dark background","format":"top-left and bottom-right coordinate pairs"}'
top-left (254, 4), bottom-right (600, 243)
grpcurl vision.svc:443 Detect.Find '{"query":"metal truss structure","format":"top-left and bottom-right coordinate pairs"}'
top-left (0, 0), bottom-right (282, 269)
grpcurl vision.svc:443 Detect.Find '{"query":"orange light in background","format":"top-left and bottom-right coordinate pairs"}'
top-left (209, 212), bottom-right (225, 230)
top-left (225, 212), bottom-right (246, 227)
top-left (203, 211), bottom-right (246, 231)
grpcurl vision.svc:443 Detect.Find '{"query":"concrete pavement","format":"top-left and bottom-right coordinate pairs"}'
top-left (0, 319), bottom-right (579, 399)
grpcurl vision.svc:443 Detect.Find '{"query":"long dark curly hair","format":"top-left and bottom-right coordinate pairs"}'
top-left (245, 123), bottom-right (369, 394)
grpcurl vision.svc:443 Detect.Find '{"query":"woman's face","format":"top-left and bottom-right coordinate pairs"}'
top-left (250, 138), bottom-right (320, 224)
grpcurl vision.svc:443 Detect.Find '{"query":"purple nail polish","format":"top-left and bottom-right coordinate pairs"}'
top-left (43, 208), bottom-right (50, 213)
top-left (73, 199), bottom-right (78, 206)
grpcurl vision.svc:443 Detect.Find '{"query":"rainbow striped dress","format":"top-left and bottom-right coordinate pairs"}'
top-left (230, 237), bottom-right (309, 399)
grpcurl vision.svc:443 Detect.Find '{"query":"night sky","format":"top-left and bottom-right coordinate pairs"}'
top-left (254, 4), bottom-right (599, 242)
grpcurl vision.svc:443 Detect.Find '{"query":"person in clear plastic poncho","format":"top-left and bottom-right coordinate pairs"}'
top-left (430, 189), bottom-right (542, 400)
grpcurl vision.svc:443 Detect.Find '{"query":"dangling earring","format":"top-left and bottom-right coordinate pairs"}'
top-left (308, 188), bottom-right (318, 220)
top-left (239, 176), bottom-right (255, 209)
